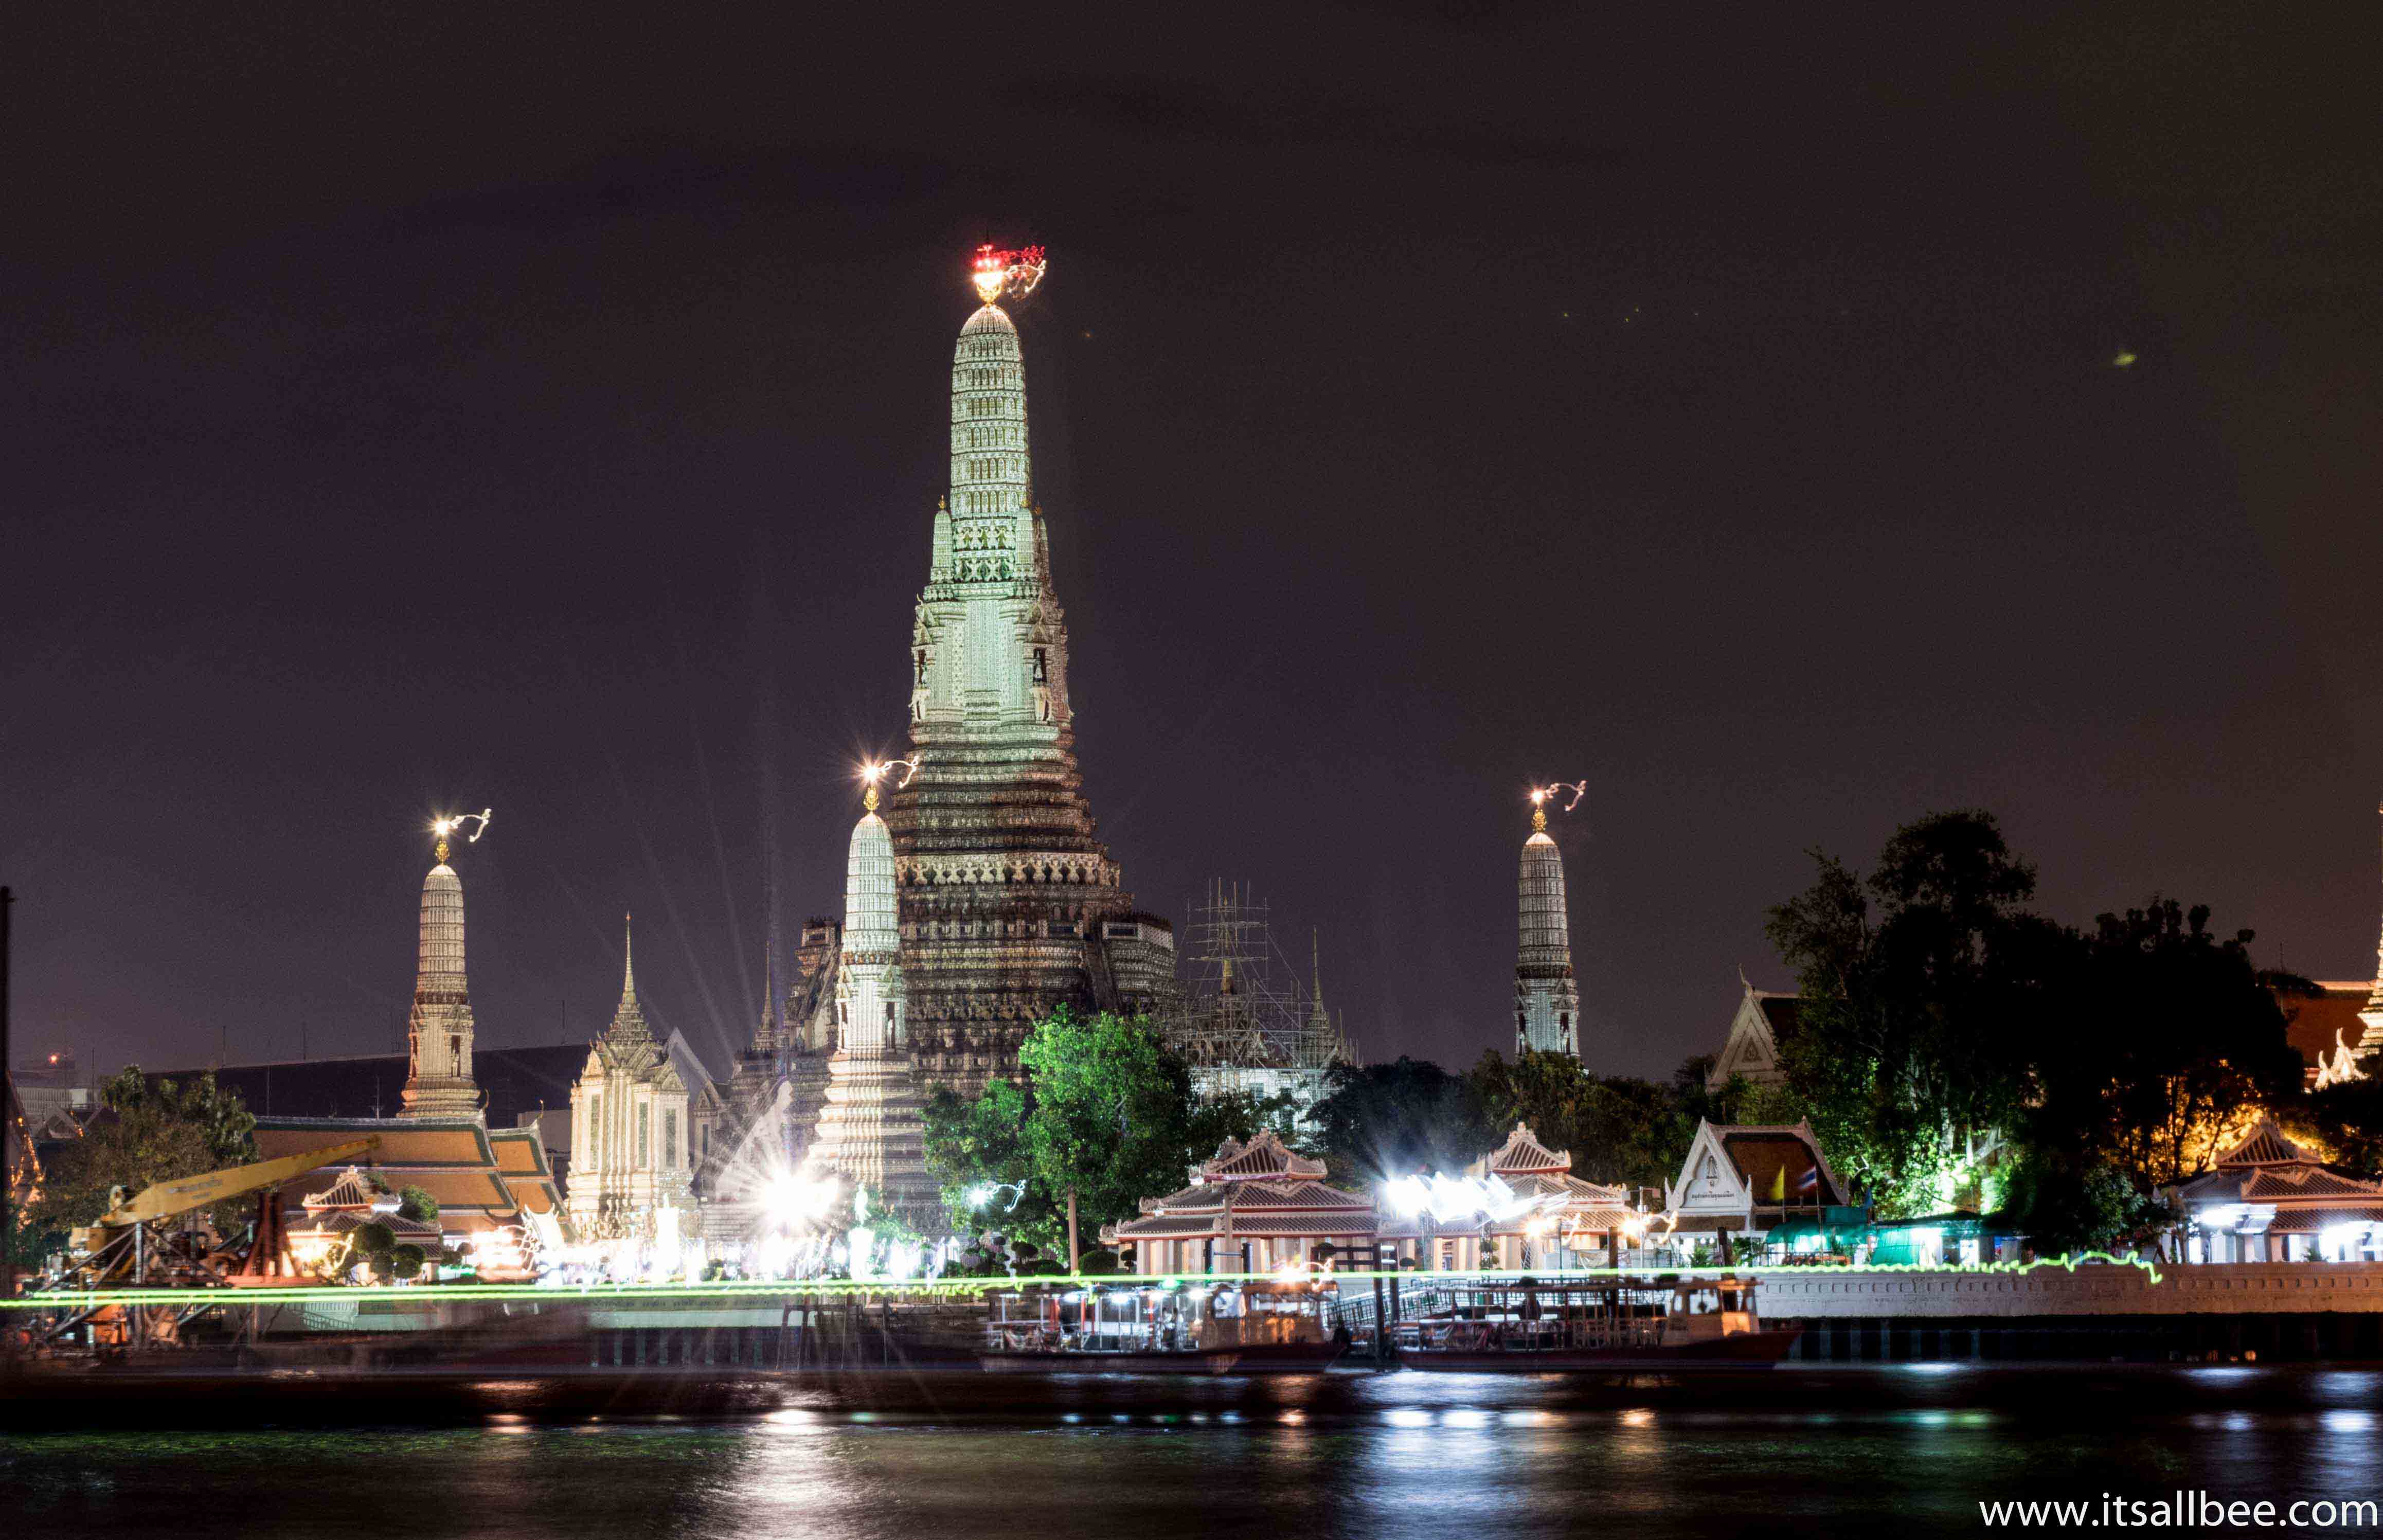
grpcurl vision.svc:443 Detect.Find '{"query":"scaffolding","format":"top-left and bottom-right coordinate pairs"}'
top-left (1156, 880), bottom-right (1357, 1105)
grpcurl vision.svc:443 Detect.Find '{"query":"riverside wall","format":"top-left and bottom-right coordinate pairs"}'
top-left (1760, 1263), bottom-right (2383, 1319)
top-left (1761, 1264), bottom-right (2383, 1363)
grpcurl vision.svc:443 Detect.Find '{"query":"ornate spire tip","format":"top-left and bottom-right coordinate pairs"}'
top-left (969, 243), bottom-right (1047, 306)
top-left (429, 808), bottom-right (492, 866)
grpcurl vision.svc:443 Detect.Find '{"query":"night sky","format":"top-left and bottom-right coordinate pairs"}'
top-left (8, 7), bottom-right (2379, 1087)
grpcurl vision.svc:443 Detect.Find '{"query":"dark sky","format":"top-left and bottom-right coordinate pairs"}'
top-left (8, 6), bottom-right (2380, 1087)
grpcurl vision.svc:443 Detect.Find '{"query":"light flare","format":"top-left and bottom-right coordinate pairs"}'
top-left (970, 244), bottom-right (1048, 306)
top-left (1528, 782), bottom-right (1588, 814)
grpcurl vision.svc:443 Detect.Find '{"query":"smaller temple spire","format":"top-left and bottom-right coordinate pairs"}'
top-left (1515, 786), bottom-right (1581, 1060)
top-left (603, 914), bottom-right (654, 1043)
top-left (401, 810), bottom-right (488, 1120)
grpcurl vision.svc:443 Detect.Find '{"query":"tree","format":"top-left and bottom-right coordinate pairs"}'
top-left (1307, 1057), bottom-right (1498, 1186)
top-left (1468, 1049), bottom-right (1701, 1190)
top-left (23, 1066), bottom-right (260, 1237)
top-left (923, 1077), bottom-right (1049, 1243)
top-left (1765, 811), bottom-right (2049, 1216)
top-left (1771, 809), bottom-right (2309, 1247)
top-left (397, 1186), bottom-right (439, 1224)
top-left (1672, 1056), bottom-right (1807, 1133)
top-left (1015, 1009), bottom-right (1206, 1254)
top-left (2006, 899), bottom-right (2307, 1239)
top-left (921, 1009), bottom-right (1288, 1259)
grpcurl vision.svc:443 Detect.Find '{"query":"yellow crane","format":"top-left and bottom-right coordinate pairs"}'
top-left (70, 1137), bottom-right (381, 1283)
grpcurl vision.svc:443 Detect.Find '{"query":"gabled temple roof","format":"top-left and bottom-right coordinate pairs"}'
top-left (2216, 1118), bottom-right (2315, 1169)
top-left (300, 1166), bottom-right (385, 1212)
top-left (1483, 1122), bottom-right (1571, 1176)
top-left (1200, 1129), bottom-right (1327, 1184)
top-left (1673, 1119), bottom-right (1849, 1214)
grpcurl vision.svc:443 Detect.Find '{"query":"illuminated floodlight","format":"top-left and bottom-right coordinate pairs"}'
top-left (764, 1170), bottom-right (843, 1231)
top-left (2320, 1222), bottom-right (2374, 1261)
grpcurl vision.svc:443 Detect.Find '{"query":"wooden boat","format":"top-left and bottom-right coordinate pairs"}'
top-left (1394, 1274), bottom-right (1800, 1371)
top-left (978, 1278), bottom-right (1348, 1374)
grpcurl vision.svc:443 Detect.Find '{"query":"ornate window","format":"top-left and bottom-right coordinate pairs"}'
top-left (664, 1109), bottom-right (677, 1169)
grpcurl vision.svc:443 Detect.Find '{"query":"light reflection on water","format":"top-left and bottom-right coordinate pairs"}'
top-left (5, 1369), bottom-right (2381, 1539)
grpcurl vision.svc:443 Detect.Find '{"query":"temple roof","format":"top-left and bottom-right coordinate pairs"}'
top-left (2216, 1119), bottom-right (2315, 1168)
top-left (1676, 1119), bottom-right (1849, 1211)
top-left (285, 1207), bottom-right (440, 1244)
top-left (2240, 1165), bottom-right (2382, 1201)
top-left (300, 1166), bottom-right (385, 1212)
top-left (1200, 1130), bottom-right (1327, 1184)
top-left (1110, 1211), bottom-right (1379, 1241)
top-left (1139, 1177), bottom-right (1371, 1216)
top-left (254, 1114), bottom-right (555, 1231)
top-left (1484, 1122), bottom-right (1572, 1176)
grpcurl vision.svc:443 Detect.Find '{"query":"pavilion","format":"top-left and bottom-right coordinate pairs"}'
top-left (1106, 1131), bottom-right (1377, 1276)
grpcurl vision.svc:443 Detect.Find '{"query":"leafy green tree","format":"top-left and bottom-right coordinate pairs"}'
top-left (390, 1243), bottom-right (425, 1280)
top-left (1673, 1056), bottom-right (1808, 1132)
top-left (1015, 1009), bottom-right (1206, 1251)
top-left (1766, 811), bottom-right (2049, 1216)
top-left (1307, 1056), bottom-right (1498, 1185)
top-left (924, 1077), bottom-right (1053, 1245)
top-left (922, 1009), bottom-right (1291, 1259)
top-left (24, 1066), bottom-right (260, 1234)
top-left (397, 1186), bottom-right (439, 1224)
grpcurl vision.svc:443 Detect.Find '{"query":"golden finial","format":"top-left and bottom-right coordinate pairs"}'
top-left (1528, 782), bottom-right (1585, 833)
top-left (431, 809), bottom-right (492, 865)
top-left (861, 759), bottom-right (917, 814)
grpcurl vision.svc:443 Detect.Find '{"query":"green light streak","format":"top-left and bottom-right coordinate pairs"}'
top-left (0, 1253), bottom-right (2161, 1311)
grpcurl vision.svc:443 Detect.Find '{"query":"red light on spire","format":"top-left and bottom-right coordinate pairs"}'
top-left (970, 244), bottom-right (1048, 305)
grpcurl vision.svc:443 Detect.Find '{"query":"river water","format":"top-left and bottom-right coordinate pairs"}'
top-left (6, 1367), bottom-right (2380, 1537)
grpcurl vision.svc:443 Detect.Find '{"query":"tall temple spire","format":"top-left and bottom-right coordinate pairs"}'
top-left (805, 766), bottom-right (940, 1227)
top-left (401, 812), bottom-right (488, 1119)
top-left (1515, 790), bottom-right (1581, 1059)
top-left (909, 274), bottom-right (1070, 733)
top-left (887, 245), bottom-right (1176, 1094)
